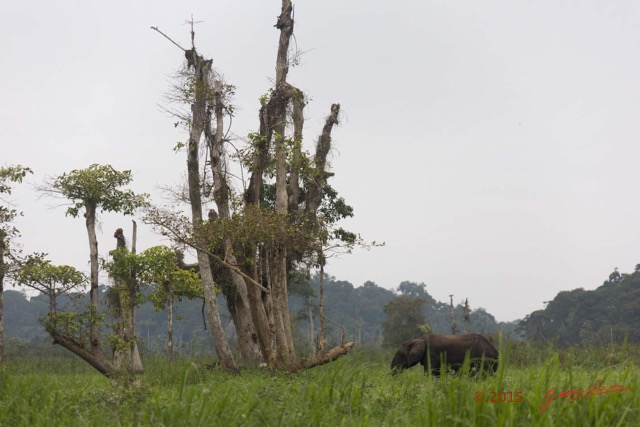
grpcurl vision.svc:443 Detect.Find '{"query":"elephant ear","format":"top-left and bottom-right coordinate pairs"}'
top-left (391, 338), bottom-right (429, 374)
top-left (407, 338), bottom-right (427, 366)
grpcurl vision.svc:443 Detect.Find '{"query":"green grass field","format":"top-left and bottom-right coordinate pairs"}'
top-left (1, 344), bottom-right (637, 426)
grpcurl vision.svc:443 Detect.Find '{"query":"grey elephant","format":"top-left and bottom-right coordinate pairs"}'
top-left (390, 333), bottom-right (499, 376)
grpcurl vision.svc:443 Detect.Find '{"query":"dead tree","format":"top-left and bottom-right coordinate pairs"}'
top-left (108, 224), bottom-right (144, 374)
top-left (238, 0), bottom-right (349, 369)
top-left (449, 294), bottom-right (458, 335)
top-left (463, 298), bottom-right (471, 334)
top-left (152, 16), bottom-right (245, 371)
top-left (150, 1), bottom-right (353, 371)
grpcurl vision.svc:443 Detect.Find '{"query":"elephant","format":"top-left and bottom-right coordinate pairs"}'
top-left (390, 333), bottom-right (499, 377)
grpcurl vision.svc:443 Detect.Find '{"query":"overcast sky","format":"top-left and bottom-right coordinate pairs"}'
top-left (2, 1), bottom-right (640, 322)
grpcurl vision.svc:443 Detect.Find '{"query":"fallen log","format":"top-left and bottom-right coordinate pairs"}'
top-left (291, 342), bottom-right (355, 371)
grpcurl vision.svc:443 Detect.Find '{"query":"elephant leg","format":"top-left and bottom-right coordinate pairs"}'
top-left (423, 362), bottom-right (441, 377)
top-left (428, 357), bottom-right (442, 377)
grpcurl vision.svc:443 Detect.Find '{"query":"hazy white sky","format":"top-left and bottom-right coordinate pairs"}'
top-left (2, 1), bottom-right (640, 322)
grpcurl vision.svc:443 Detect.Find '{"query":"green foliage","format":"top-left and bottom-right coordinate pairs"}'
top-left (15, 255), bottom-right (87, 297)
top-left (258, 91), bottom-right (270, 106)
top-left (108, 332), bottom-right (129, 353)
top-left (249, 181), bottom-right (358, 262)
top-left (397, 281), bottom-right (430, 299)
top-left (419, 324), bottom-right (432, 334)
top-left (103, 245), bottom-right (203, 312)
top-left (0, 164), bottom-right (32, 196)
top-left (318, 183), bottom-right (353, 225)
top-left (222, 84), bottom-right (236, 116)
top-left (287, 265), bottom-right (313, 298)
top-left (381, 295), bottom-right (427, 349)
top-left (1, 164), bottom-right (33, 266)
top-left (103, 247), bottom-right (138, 285)
top-left (137, 246), bottom-right (203, 311)
top-left (329, 227), bottom-right (356, 245)
top-left (13, 256), bottom-right (92, 341)
top-left (47, 311), bottom-right (89, 341)
top-left (200, 204), bottom-right (318, 257)
top-left (173, 141), bottom-right (186, 152)
top-left (50, 164), bottom-right (149, 218)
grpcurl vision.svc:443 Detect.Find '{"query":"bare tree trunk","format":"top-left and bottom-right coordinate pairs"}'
top-left (206, 80), bottom-right (261, 363)
top-left (305, 294), bottom-right (314, 355)
top-left (463, 298), bottom-right (471, 334)
top-left (239, 0), bottom-right (297, 369)
top-left (270, 0), bottom-right (296, 367)
top-left (449, 294), bottom-right (458, 335)
top-left (275, 0), bottom-right (294, 86)
top-left (245, 256), bottom-right (275, 365)
top-left (243, 112), bottom-right (276, 365)
top-left (186, 50), bottom-right (237, 373)
top-left (317, 261), bottom-right (326, 355)
top-left (111, 226), bottom-right (143, 375)
top-left (128, 222), bottom-right (143, 373)
top-left (0, 230), bottom-right (5, 365)
top-left (287, 90), bottom-right (305, 208)
top-left (166, 283), bottom-right (173, 362)
top-left (84, 202), bottom-right (111, 368)
top-left (193, 202), bottom-right (237, 371)
top-left (272, 246), bottom-right (294, 364)
top-left (48, 328), bottom-right (115, 375)
top-left (305, 104), bottom-right (340, 217)
top-left (0, 285), bottom-right (3, 366)
top-left (263, 253), bottom-right (278, 363)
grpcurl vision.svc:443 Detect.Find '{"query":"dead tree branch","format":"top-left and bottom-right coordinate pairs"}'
top-left (293, 342), bottom-right (355, 371)
top-left (150, 26), bottom-right (187, 51)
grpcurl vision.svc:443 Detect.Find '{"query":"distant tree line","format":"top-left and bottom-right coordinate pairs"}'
top-left (7, 264), bottom-right (640, 358)
top-left (3, 275), bottom-right (519, 357)
top-left (519, 266), bottom-right (640, 345)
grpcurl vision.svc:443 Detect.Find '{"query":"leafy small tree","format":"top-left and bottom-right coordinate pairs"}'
top-left (104, 244), bottom-right (202, 362)
top-left (0, 164), bottom-right (32, 364)
top-left (143, 247), bottom-right (202, 361)
top-left (39, 164), bottom-right (148, 375)
top-left (15, 256), bottom-right (90, 353)
top-left (381, 295), bottom-right (427, 349)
